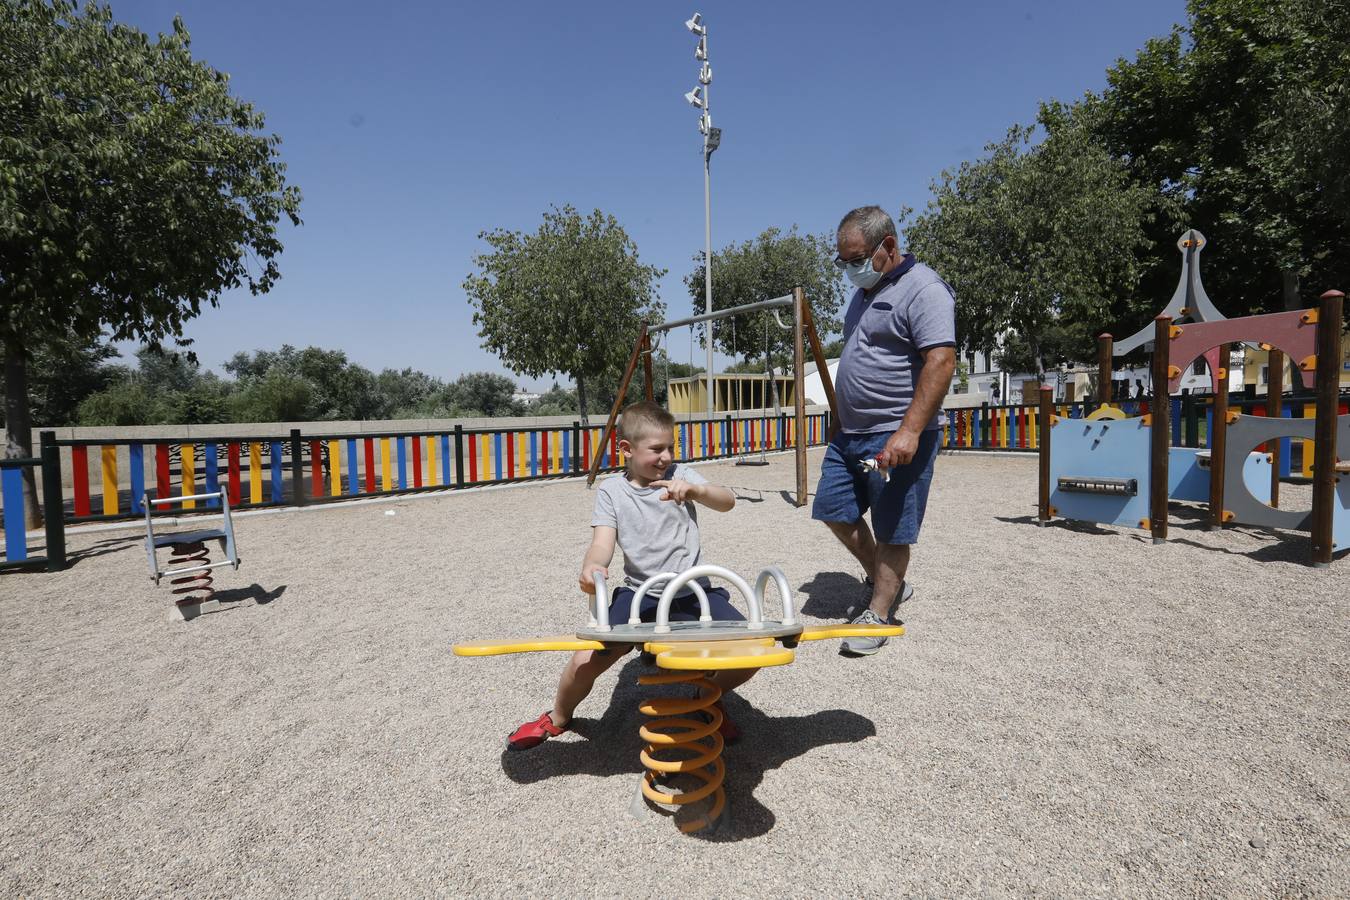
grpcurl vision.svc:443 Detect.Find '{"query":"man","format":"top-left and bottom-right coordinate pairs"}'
top-left (813, 206), bottom-right (957, 656)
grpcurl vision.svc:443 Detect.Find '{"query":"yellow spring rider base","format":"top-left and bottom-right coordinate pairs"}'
top-left (452, 565), bottom-right (903, 834)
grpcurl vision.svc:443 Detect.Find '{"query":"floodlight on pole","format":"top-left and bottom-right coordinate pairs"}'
top-left (683, 13), bottom-right (719, 418)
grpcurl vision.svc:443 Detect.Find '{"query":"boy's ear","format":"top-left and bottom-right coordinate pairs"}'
top-left (617, 438), bottom-right (633, 455)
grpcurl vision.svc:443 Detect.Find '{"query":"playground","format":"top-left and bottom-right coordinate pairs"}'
top-left (1, 450), bottom-right (1345, 896)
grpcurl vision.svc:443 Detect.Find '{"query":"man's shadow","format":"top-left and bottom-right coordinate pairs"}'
top-left (796, 570), bottom-right (864, 619)
top-left (499, 656), bottom-right (876, 840)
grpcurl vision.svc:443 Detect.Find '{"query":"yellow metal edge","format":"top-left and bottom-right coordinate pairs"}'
top-left (643, 637), bottom-right (776, 654)
top-left (655, 645), bottom-right (796, 671)
top-left (796, 623), bottom-right (906, 642)
top-left (453, 635), bottom-right (606, 657)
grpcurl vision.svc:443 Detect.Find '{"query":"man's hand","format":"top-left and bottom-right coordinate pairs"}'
top-left (578, 564), bottom-right (605, 594)
top-left (879, 429), bottom-right (920, 467)
top-left (649, 479), bottom-right (701, 503)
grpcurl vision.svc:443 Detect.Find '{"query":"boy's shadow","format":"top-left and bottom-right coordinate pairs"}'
top-left (500, 656), bottom-right (876, 840)
top-left (796, 570), bottom-right (864, 619)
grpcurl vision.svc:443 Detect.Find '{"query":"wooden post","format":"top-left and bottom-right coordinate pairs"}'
top-left (1150, 317), bottom-right (1171, 543)
top-left (1267, 346), bottom-right (1284, 508)
top-left (1310, 290), bottom-right (1343, 567)
top-left (801, 295), bottom-right (841, 438)
top-left (1037, 385), bottom-right (1053, 525)
top-left (587, 325), bottom-right (648, 487)
top-left (1207, 342), bottom-right (1231, 531)
top-left (793, 287), bottom-right (808, 507)
top-left (1097, 333), bottom-right (1114, 407)
top-left (642, 332), bottom-right (654, 402)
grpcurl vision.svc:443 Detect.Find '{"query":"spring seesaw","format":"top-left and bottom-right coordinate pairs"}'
top-left (452, 563), bottom-right (904, 834)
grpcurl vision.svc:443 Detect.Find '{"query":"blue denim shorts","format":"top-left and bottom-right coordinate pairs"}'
top-left (607, 585), bottom-right (742, 625)
top-left (811, 430), bottom-right (940, 544)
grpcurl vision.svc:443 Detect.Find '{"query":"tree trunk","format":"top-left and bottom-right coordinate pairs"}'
top-left (1282, 270), bottom-right (1300, 311)
top-left (576, 374), bottom-right (590, 429)
top-left (3, 331), bottom-right (43, 528)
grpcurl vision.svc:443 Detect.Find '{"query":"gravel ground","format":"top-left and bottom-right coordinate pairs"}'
top-left (1, 450), bottom-right (1346, 898)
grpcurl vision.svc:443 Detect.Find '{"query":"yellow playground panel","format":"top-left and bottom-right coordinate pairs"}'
top-left (452, 564), bottom-right (903, 834)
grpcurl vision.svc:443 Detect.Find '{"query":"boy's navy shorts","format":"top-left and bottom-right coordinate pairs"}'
top-left (606, 585), bottom-right (743, 625)
top-left (810, 429), bottom-right (940, 545)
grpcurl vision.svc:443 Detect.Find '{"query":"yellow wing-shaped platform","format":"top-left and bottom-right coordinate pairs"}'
top-left (652, 641), bottom-right (795, 671)
top-left (796, 623), bottom-right (906, 642)
top-left (452, 635), bottom-right (606, 656)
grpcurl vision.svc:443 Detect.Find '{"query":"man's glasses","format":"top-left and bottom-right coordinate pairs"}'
top-left (833, 238), bottom-right (886, 270)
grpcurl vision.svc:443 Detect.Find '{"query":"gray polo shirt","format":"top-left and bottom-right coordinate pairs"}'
top-left (592, 463), bottom-right (710, 594)
top-left (833, 254), bottom-right (957, 434)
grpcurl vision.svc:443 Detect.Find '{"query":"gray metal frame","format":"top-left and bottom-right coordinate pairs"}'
top-left (143, 490), bottom-right (241, 585)
top-left (1115, 230), bottom-right (1226, 355)
top-left (576, 563), bottom-right (800, 643)
top-left (1223, 414), bottom-right (1350, 531)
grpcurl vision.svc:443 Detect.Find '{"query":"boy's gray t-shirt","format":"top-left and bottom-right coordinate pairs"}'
top-left (592, 463), bottom-right (710, 594)
top-left (834, 257), bottom-right (957, 434)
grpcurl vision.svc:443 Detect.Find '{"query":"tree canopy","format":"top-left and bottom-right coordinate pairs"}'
top-left (462, 205), bottom-right (665, 425)
top-left (684, 226), bottom-right (844, 376)
top-left (1, 0), bottom-right (301, 520)
top-left (906, 121), bottom-right (1164, 374)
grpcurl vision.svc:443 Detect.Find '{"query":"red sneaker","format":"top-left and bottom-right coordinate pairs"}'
top-left (507, 712), bottom-right (567, 751)
top-left (713, 701), bottom-right (741, 745)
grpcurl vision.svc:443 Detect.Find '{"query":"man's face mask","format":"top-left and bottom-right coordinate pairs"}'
top-left (836, 239), bottom-right (886, 290)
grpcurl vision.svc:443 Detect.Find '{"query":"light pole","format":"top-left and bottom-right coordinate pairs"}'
top-left (685, 12), bottom-right (720, 418)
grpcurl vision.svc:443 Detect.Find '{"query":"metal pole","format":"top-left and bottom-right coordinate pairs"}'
top-left (1310, 290), bottom-right (1343, 567)
top-left (792, 287), bottom-right (807, 507)
top-left (1037, 386), bottom-right (1053, 524)
top-left (702, 94), bottom-right (713, 419)
top-left (1149, 316), bottom-right (1171, 543)
top-left (1207, 343), bottom-right (1230, 531)
top-left (1266, 346), bottom-right (1284, 509)
top-left (1097, 333), bottom-right (1114, 407)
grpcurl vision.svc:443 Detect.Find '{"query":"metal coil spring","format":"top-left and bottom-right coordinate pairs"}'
top-left (637, 671), bottom-right (726, 834)
top-left (168, 542), bottom-right (215, 606)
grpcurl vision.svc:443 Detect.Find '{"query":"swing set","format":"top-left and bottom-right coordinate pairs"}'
top-left (585, 287), bottom-right (839, 507)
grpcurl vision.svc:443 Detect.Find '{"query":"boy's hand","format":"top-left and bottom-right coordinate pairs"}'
top-left (578, 565), bottom-right (605, 594)
top-left (650, 479), bottom-right (701, 503)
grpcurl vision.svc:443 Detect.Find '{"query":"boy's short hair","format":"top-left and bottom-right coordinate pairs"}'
top-left (618, 400), bottom-right (675, 443)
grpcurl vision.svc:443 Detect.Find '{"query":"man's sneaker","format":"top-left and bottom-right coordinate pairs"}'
top-left (845, 579), bottom-right (914, 623)
top-left (839, 608), bottom-right (891, 657)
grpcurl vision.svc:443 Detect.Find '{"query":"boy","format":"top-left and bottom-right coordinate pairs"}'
top-left (507, 400), bottom-right (755, 750)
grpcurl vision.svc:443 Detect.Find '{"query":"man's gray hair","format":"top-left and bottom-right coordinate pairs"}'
top-left (837, 206), bottom-right (897, 247)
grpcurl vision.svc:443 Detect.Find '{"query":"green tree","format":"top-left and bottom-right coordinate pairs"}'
top-left (224, 346), bottom-right (380, 420)
top-left (1, 1), bottom-right (301, 523)
top-left (906, 121), bottom-right (1164, 376)
top-left (0, 331), bottom-right (121, 426)
top-left (228, 370), bottom-right (313, 422)
top-left (463, 205), bottom-right (665, 426)
top-left (684, 226), bottom-right (844, 407)
top-left (1077, 0), bottom-right (1350, 314)
top-left (448, 372), bottom-right (522, 418)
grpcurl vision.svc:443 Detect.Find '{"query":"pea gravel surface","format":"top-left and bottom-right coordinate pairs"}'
top-left (1, 450), bottom-right (1346, 898)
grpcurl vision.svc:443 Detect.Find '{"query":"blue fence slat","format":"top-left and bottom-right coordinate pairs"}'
top-left (204, 443), bottom-right (220, 507)
top-left (493, 434), bottom-right (503, 479)
top-left (441, 434), bottom-right (452, 484)
top-left (2, 467), bottom-right (27, 562)
top-left (129, 443), bottom-right (145, 514)
top-left (1171, 400), bottom-right (1182, 446)
top-left (346, 438), bottom-right (360, 495)
top-left (529, 432), bottom-right (539, 477)
top-left (397, 437), bottom-right (408, 490)
top-left (269, 441), bottom-right (283, 502)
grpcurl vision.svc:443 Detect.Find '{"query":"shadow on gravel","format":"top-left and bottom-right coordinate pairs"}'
top-left (65, 535), bottom-right (141, 567)
top-left (994, 514), bottom-right (1117, 536)
top-left (797, 570), bottom-right (864, 619)
top-left (500, 656), bottom-right (876, 841)
top-left (212, 583), bottom-right (287, 606)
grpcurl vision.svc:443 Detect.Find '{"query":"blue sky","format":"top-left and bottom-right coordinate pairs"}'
top-left (110, 0), bottom-right (1187, 389)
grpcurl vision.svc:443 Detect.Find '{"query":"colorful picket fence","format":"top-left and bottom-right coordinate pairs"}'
top-left (44, 413), bottom-right (832, 526)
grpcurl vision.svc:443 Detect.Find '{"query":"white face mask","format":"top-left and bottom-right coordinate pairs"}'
top-left (843, 254), bottom-right (883, 290)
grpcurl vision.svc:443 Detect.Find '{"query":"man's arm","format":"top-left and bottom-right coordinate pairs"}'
top-left (880, 345), bottom-right (957, 467)
top-left (578, 525), bottom-right (617, 594)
